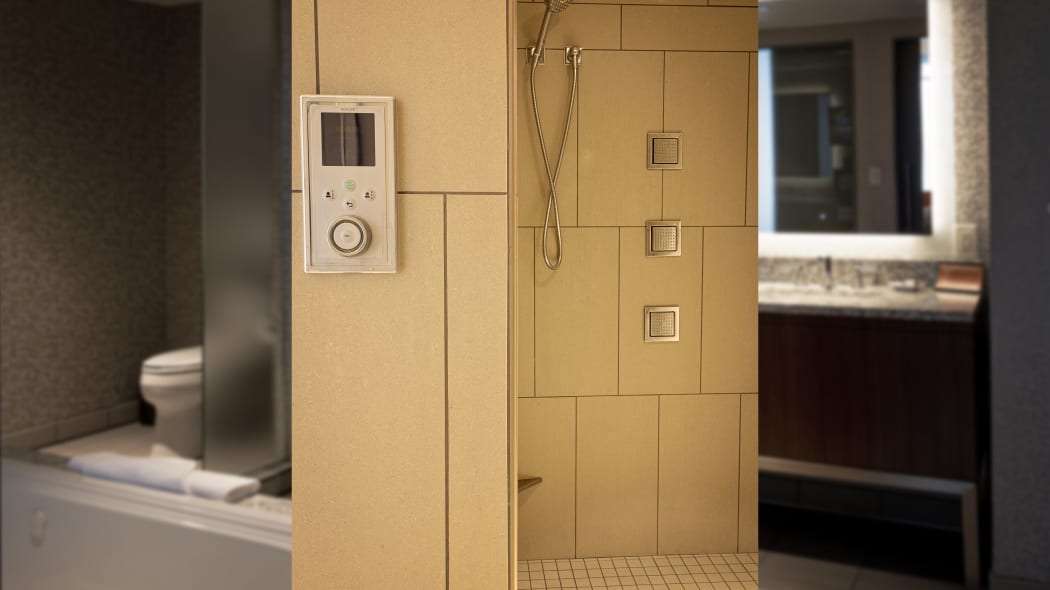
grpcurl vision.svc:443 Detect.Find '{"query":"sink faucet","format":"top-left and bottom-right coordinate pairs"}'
top-left (818, 256), bottom-right (833, 291)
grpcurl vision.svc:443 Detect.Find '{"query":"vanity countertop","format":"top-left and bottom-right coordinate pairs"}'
top-left (758, 282), bottom-right (981, 323)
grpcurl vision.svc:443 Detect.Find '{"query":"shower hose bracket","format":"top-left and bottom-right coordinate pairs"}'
top-left (527, 46), bottom-right (544, 65)
top-left (527, 46), bottom-right (583, 66)
top-left (564, 46), bottom-right (583, 65)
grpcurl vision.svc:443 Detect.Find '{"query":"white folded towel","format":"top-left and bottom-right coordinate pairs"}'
top-left (184, 470), bottom-right (261, 503)
top-left (68, 452), bottom-right (262, 503)
top-left (67, 452), bottom-right (197, 495)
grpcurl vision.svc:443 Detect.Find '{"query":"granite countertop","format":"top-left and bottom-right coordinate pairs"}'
top-left (758, 282), bottom-right (981, 322)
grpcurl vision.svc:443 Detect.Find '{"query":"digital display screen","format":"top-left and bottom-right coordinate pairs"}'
top-left (321, 113), bottom-right (376, 167)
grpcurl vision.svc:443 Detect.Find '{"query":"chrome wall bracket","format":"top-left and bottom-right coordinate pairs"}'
top-left (527, 46), bottom-right (544, 65)
top-left (526, 46), bottom-right (584, 66)
top-left (564, 47), bottom-right (583, 65)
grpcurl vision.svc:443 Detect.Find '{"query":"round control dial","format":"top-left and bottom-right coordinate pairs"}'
top-left (329, 216), bottom-right (371, 256)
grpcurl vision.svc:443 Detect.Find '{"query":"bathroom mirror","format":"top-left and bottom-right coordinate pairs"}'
top-left (759, 0), bottom-right (930, 235)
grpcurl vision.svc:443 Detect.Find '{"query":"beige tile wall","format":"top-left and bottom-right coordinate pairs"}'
top-left (519, 397), bottom-right (577, 558)
top-left (578, 51), bottom-right (663, 227)
top-left (534, 228), bottom-right (619, 397)
top-left (447, 195), bottom-right (510, 590)
top-left (292, 1), bottom-right (514, 589)
top-left (577, 396), bottom-right (660, 557)
top-left (515, 0), bottom-right (758, 560)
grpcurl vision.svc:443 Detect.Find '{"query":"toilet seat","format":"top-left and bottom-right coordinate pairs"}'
top-left (142, 346), bottom-right (202, 376)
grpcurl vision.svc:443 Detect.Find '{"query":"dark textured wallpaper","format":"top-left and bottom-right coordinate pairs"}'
top-left (164, 6), bottom-right (203, 350)
top-left (0, 0), bottom-right (201, 436)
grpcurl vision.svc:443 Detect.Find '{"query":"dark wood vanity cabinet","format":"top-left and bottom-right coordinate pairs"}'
top-left (759, 311), bottom-right (987, 482)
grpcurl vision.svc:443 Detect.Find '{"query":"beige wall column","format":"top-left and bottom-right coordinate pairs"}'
top-left (291, 1), bottom-right (515, 588)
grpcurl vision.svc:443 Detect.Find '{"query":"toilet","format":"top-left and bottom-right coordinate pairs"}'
top-left (139, 346), bottom-right (202, 459)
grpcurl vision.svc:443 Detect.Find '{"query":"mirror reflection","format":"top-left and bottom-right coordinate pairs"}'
top-left (758, 0), bottom-right (931, 234)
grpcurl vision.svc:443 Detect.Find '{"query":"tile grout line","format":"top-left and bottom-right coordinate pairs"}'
top-left (525, 391), bottom-right (753, 399)
top-left (661, 50), bottom-right (667, 220)
top-left (736, 393), bottom-right (742, 553)
top-left (312, 0), bottom-right (319, 93)
top-left (517, 224), bottom-right (754, 229)
top-left (533, 228), bottom-right (538, 398)
top-left (698, 228), bottom-right (705, 394)
top-left (513, 48), bottom-right (761, 55)
top-left (742, 52), bottom-right (752, 225)
top-left (399, 191), bottom-right (509, 196)
top-left (443, 195), bottom-right (450, 590)
top-left (576, 50), bottom-right (581, 228)
top-left (656, 394), bottom-right (661, 555)
top-left (505, 6), bottom-right (516, 572)
top-left (573, 396), bottom-right (579, 559)
top-left (505, 8), bottom-right (516, 567)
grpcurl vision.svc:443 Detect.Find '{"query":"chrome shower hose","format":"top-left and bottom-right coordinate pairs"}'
top-left (529, 48), bottom-right (580, 271)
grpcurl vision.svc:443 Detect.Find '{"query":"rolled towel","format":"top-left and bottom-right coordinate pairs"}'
top-left (68, 452), bottom-right (197, 495)
top-left (184, 470), bottom-right (260, 503)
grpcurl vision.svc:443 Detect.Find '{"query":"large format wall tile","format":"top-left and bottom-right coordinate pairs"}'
top-left (745, 52), bottom-right (758, 227)
top-left (578, 51), bottom-right (663, 227)
top-left (664, 52), bottom-right (750, 226)
top-left (658, 394), bottom-right (741, 554)
top-left (291, 0), bottom-right (315, 191)
top-left (293, 194), bottom-right (446, 590)
top-left (518, 228), bottom-right (536, 397)
top-left (317, 0), bottom-right (507, 193)
top-left (622, 6), bottom-right (758, 52)
top-left (701, 227), bottom-right (758, 393)
top-left (519, 397), bottom-right (577, 560)
top-left (517, 49), bottom-right (578, 228)
top-left (577, 396), bottom-right (659, 557)
top-left (447, 195), bottom-right (510, 590)
top-left (619, 227), bottom-right (703, 395)
top-left (739, 393), bottom-right (759, 552)
top-left (517, 4), bottom-right (621, 50)
top-left (535, 228), bottom-right (619, 397)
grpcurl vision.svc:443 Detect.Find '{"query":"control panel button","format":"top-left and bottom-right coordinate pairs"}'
top-left (329, 217), bottom-right (371, 256)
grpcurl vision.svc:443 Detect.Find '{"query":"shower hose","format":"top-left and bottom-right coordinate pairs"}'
top-left (530, 48), bottom-right (580, 271)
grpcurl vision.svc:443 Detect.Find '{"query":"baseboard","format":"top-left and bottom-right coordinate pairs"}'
top-left (991, 572), bottom-right (1050, 590)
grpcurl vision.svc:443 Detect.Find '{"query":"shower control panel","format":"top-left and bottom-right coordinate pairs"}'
top-left (300, 95), bottom-right (397, 273)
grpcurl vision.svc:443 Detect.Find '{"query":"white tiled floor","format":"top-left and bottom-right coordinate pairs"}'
top-left (516, 553), bottom-right (758, 589)
top-left (757, 551), bottom-right (964, 590)
top-left (516, 552), bottom-right (965, 590)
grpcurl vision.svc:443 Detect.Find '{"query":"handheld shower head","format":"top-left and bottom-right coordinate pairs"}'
top-left (533, 0), bottom-right (574, 57)
top-left (546, 0), bottom-right (572, 13)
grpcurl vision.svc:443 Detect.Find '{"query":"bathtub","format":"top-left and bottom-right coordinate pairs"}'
top-left (1, 458), bottom-right (290, 590)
